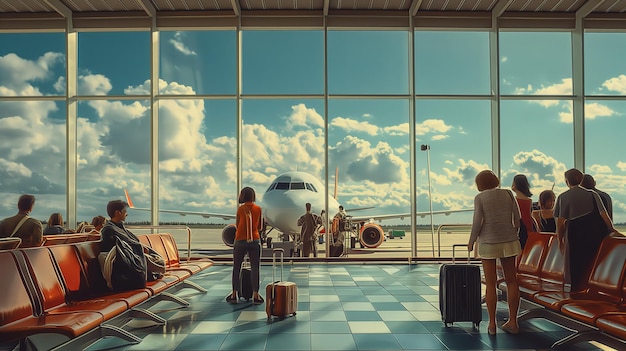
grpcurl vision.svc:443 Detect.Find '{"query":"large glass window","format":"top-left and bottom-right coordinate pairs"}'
top-left (415, 31), bottom-right (490, 95)
top-left (160, 31), bottom-right (237, 95)
top-left (499, 100), bottom-right (572, 198)
top-left (78, 32), bottom-right (150, 96)
top-left (158, 99), bottom-right (237, 224)
top-left (0, 33), bottom-right (65, 96)
top-left (76, 99), bottom-right (151, 223)
top-left (328, 99), bottom-right (411, 223)
top-left (0, 101), bottom-right (67, 222)
top-left (328, 30), bottom-right (409, 95)
top-left (584, 100), bottom-right (626, 223)
top-left (499, 32), bottom-right (572, 96)
top-left (242, 30), bottom-right (324, 95)
top-left (585, 33), bottom-right (626, 96)
top-left (415, 99), bottom-right (491, 226)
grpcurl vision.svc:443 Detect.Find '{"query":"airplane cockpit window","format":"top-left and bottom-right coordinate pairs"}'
top-left (291, 182), bottom-right (305, 190)
top-left (305, 183), bottom-right (317, 192)
top-left (276, 182), bottom-right (290, 190)
top-left (265, 183), bottom-right (277, 193)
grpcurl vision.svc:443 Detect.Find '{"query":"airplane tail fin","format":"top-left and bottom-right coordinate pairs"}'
top-left (124, 189), bottom-right (135, 208)
top-left (334, 167), bottom-right (338, 199)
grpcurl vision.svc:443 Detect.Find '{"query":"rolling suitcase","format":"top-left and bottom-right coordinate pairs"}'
top-left (439, 244), bottom-right (482, 329)
top-left (266, 248), bottom-right (297, 320)
top-left (238, 255), bottom-right (253, 301)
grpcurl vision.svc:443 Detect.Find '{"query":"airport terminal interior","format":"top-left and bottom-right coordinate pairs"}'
top-left (2, 1), bottom-right (626, 350)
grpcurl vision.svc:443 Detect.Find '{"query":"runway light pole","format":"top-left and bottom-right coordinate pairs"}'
top-left (420, 144), bottom-right (435, 256)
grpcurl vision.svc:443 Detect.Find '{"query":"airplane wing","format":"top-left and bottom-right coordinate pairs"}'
top-left (348, 208), bottom-right (474, 222)
top-left (124, 189), bottom-right (236, 221)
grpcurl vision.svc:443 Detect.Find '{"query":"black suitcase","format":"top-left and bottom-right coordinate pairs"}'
top-left (239, 255), bottom-right (253, 301)
top-left (439, 244), bottom-right (482, 329)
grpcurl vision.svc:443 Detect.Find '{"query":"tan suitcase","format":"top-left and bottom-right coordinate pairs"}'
top-left (266, 248), bottom-right (297, 319)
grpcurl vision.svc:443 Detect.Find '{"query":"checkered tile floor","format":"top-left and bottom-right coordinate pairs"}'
top-left (8, 264), bottom-right (617, 351)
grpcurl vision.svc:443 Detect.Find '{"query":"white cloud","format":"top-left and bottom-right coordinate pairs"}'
top-left (589, 164), bottom-right (612, 174)
top-left (602, 74), bottom-right (626, 94)
top-left (330, 117), bottom-right (378, 136)
top-left (431, 134), bottom-right (448, 141)
top-left (78, 74), bottom-right (112, 95)
top-left (0, 52), bottom-right (63, 93)
top-left (382, 123), bottom-right (408, 136)
top-left (617, 161), bottom-right (626, 172)
top-left (286, 103), bottom-right (325, 130)
top-left (169, 32), bottom-right (197, 56)
top-left (415, 119), bottom-right (452, 135)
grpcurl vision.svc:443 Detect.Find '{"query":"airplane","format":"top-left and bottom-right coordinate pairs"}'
top-left (125, 170), bottom-right (473, 250)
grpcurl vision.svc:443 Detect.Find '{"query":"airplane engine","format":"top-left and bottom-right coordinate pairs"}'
top-left (359, 223), bottom-right (384, 248)
top-left (221, 224), bottom-right (237, 247)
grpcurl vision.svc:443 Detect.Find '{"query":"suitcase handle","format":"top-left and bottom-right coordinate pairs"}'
top-left (452, 244), bottom-right (471, 264)
top-left (272, 248), bottom-right (284, 282)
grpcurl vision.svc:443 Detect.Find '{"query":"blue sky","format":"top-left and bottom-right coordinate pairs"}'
top-left (0, 29), bottom-right (624, 227)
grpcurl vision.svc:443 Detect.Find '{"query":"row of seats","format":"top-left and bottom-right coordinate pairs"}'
top-left (42, 233), bottom-right (101, 246)
top-left (0, 233), bottom-right (213, 350)
top-left (504, 231), bottom-right (626, 349)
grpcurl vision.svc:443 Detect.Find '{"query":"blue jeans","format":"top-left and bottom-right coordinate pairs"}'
top-left (232, 240), bottom-right (261, 294)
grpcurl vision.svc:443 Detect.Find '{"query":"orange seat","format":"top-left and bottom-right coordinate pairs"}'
top-left (595, 313), bottom-right (626, 341)
top-left (0, 237), bottom-right (22, 250)
top-left (532, 237), bottom-right (626, 312)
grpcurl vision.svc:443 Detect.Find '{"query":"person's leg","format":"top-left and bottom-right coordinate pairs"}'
top-left (248, 241), bottom-right (263, 303)
top-left (482, 258), bottom-right (497, 334)
top-left (500, 255), bottom-right (520, 332)
top-left (230, 241), bottom-right (246, 301)
top-left (302, 239), bottom-right (311, 257)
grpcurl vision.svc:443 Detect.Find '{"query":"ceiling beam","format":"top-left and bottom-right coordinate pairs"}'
top-left (576, 0), bottom-right (607, 20)
top-left (409, 0), bottom-right (423, 17)
top-left (230, 0), bottom-right (241, 16)
top-left (137, 0), bottom-right (156, 17)
top-left (43, 0), bottom-right (72, 18)
top-left (492, 0), bottom-right (514, 18)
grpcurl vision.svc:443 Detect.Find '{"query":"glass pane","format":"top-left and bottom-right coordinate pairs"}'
top-left (415, 99), bottom-right (491, 229)
top-left (328, 98), bottom-right (411, 222)
top-left (242, 99), bottom-right (326, 240)
top-left (585, 32), bottom-right (626, 96)
top-left (78, 32), bottom-right (150, 96)
top-left (76, 99), bottom-right (151, 223)
top-left (242, 30), bottom-right (324, 95)
top-left (158, 99), bottom-right (237, 224)
top-left (584, 100), bottom-right (626, 223)
top-left (0, 33), bottom-right (66, 96)
top-left (499, 32), bottom-right (572, 96)
top-left (500, 100), bottom-right (572, 200)
top-left (415, 31), bottom-right (491, 95)
top-left (160, 30), bottom-right (236, 95)
top-left (0, 101), bottom-right (67, 223)
top-left (328, 31), bottom-right (409, 95)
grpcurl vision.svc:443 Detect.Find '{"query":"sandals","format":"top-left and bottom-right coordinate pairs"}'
top-left (226, 293), bottom-right (238, 304)
top-left (253, 295), bottom-right (264, 305)
top-left (500, 322), bottom-right (519, 334)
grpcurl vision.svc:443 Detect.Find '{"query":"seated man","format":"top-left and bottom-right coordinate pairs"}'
top-left (0, 194), bottom-right (43, 247)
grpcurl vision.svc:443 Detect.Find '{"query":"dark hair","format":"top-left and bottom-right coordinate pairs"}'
top-left (107, 200), bottom-right (128, 218)
top-left (339, 205), bottom-right (344, 211)
top-left (305, 203), bottom-right (311, 211)
top-left (564, 168), bottom-right (583, 186)
top-left (513, 174), bottom-right (533, 197)
top-left (581, 174), bottom-right (596, 189)
top-left (17, 194), bottom-right (36, 212)
top-left (238, 187), bottom-right (256, 203)
top-left (538, 190), bottom-right (556, 209)
top-left (91, 215), bottom-right (106, 228)
top-left (475, 170), bottom-right (499, 191)
top-left (47, 212), bottom-right (63, 227)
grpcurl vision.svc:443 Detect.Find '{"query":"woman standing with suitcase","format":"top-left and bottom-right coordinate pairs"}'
top-left (468, 170), bottom-right (522, 335)
top-left (226, 187), bottom-right (264, 305)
